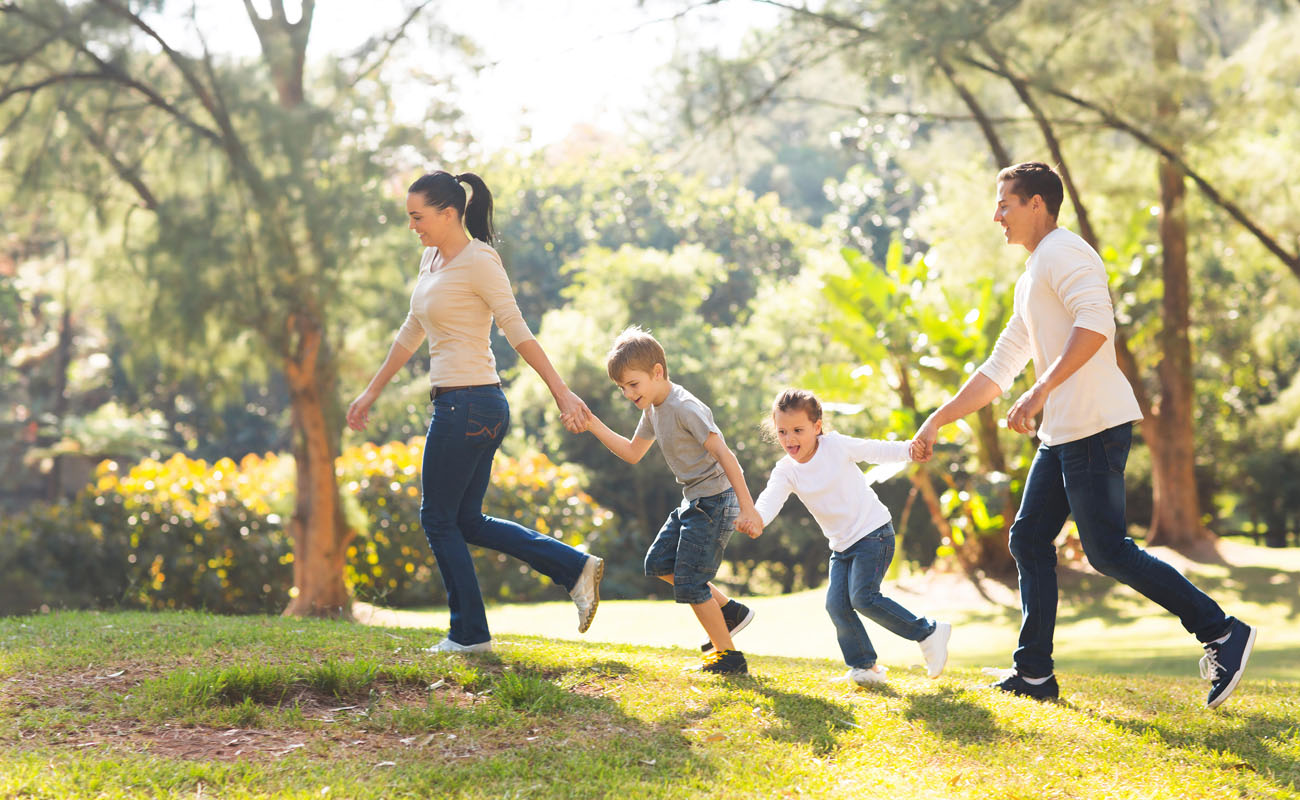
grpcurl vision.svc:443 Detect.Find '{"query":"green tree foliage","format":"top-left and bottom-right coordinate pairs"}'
top-left (0, 0), bottom-right (471, 615)
top-left (662, 0), bottom-right (1300, 552)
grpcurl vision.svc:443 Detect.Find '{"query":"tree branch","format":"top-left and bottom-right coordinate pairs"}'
top-left (959, 53), bottom-right (1300, 280)
top-left (936, 58), bottom-right (1011, 168)
top-left (63, 106), bottom-right (159, 211)
top-left (346, 0), bottom-right (436, 89)
top-left (0, 4), bottom-right (224, 144)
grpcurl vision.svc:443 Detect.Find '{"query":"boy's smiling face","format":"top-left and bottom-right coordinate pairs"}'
top-left (615, 364), bottom-right (671, 410)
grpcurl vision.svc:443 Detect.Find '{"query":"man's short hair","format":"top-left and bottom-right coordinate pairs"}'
top-left (997, 161), bottom-right (1064, 219)
top-left (606, 325), bottom-right (668, 382)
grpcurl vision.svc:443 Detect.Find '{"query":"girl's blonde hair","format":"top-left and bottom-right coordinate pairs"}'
top-left (762, 388), bottom-right (825, 441)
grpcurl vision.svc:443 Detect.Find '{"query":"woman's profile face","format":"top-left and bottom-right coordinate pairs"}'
top-left (407, 192), bottom-right (458, 247)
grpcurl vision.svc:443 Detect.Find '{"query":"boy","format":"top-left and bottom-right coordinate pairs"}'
top-left (576, 326), bottom-right (762, 674)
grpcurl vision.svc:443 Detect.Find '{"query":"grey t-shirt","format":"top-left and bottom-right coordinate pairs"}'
top-left (634, 383), bottom-right (732, 500)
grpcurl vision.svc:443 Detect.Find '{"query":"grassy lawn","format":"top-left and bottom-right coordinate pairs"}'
top-left (2, 542), bottom-right (1298, 799)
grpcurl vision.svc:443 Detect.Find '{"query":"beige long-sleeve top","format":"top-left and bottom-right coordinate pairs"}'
top-left (977, 227), bottom-right (1142, 445)
top-left (393, 240), bottom-right (535, 387)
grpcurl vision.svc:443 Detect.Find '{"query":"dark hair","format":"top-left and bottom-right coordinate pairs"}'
top-left (606, 325), bottom-right (668, 381)
top-left (763, 388), bottom-right (824, 441)
top-left (996, 161), bottom-right (1064, 219)
top-left (407, 170), bottom-right (495, 244)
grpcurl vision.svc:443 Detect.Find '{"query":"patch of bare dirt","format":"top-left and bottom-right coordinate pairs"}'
top-left (5, 662), bottom-right (635, 766)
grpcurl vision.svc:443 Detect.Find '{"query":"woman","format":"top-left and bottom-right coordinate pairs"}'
top-left (346, 170), bottom-right (603, 653)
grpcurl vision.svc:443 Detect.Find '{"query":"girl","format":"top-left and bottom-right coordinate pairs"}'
top-left (746, 389), bottom-right (951, 685)
top-left (346, 170), bottom-right (603, 653)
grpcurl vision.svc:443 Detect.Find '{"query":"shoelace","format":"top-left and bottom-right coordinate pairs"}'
top-left (703, 650), bottom-right (726, 666)
top-left (1199, 644), bottom-right (1222, 682)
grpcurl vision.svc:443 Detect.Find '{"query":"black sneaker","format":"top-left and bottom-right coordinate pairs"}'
top-left (1201, 619), bottom-right (1256, 709)
top-left (700, 600), bottom-right (755, 654)
top-left (990, 670), bottom-right (1059, 700)
top-left (698, 649), bottom-right (748, 675)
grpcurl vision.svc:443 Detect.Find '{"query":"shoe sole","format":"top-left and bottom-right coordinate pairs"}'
top-left (924, 622), bottom-right (952, 678)
top-left (427, 641), bottom-right (492, 654)
top-left (990, 678), bottom-right (1058, 701)
top-left (577, 557), bottom-right (603, 634)
top-left (702, 606), bottom-right (756, 655)
top-left (1207, 624), bottom-right (1256, 710)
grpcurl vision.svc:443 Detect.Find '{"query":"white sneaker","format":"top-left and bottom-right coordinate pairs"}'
top-left (834, 665), bottom-right (888, 686)
top-left (426, 637), bottom-right (492, 654)
top-left (981, 666), bottom-right (1016, 680)
top-left (570, 555), bottom-right (603, 633)
top-left (919, 621), bottom-right (951, 678)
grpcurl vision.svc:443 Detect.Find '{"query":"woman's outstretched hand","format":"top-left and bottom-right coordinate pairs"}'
top-left (346, 391), bottom-right (377, 431)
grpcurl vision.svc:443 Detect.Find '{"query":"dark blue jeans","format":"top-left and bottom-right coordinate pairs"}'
top-left (420, 385), bottom-right (588, 646)
top-left (826, 522), bottom-right (935, 669)
top-left (1009, 422), bottom-right (1232, 677)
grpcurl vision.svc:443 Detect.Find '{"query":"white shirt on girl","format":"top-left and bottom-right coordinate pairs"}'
top-left (753, 431), bottom-right (912, 553)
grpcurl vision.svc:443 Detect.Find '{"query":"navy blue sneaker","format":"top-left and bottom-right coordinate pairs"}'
top-left (1201, 619), bottom-right (1256, 709)
top-left (700, 600), bottom-right (755, 654)
top-left (986, 668), bottom-right (1059, 700)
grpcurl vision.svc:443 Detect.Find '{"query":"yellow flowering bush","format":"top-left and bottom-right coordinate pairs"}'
top-left (82, 452), bottom-right (296, 613)
top-left (0, 441), bottom-right (616, 614)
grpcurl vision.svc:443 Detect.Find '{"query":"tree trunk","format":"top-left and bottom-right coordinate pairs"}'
top-left (281, 320), bottom-right (353, 618)
top-left (1147, 15), bottom-right (1216, 553)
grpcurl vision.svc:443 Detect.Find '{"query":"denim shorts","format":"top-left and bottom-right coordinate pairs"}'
top-left (644, 489), bottom-right (739, 604)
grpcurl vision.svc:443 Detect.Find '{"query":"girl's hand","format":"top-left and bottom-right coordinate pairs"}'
top-left (736, 510), bottom-right (763, 539)
top-left (910, 417), bottom-right (939, 462)
top-left (554, 388), bottom-right (592, 434)
top-left (346, 391), bottom-right (377, 431)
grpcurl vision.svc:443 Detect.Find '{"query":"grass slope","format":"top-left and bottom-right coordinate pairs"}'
top-left (1, 542), bottom-right (1297, 799)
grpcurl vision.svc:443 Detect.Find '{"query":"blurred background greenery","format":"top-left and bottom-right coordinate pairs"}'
top-left (2, 0), bottom-right (1297, 617)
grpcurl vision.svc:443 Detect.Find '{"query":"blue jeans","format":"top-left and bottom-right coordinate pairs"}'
top-left (420, 385), bottom-right (588, 646)
top-left (644, 490), bottom-right (739, 604)
top-left (826, 522), bottom-right (935, 669)
top-left (1009, 422), bottom-right (1232, 677)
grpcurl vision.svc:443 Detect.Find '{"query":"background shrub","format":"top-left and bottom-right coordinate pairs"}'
top-left (0, 442), bottom-right (617, 614)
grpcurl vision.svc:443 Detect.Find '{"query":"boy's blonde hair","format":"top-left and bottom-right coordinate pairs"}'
top-left (606, 325), bottom-right (669, 382)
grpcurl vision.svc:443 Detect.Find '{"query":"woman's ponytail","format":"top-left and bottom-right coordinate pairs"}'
top-left (455, 172), bottom-right (495, 245)
top-left (407, 170), bottom-right (495, 245)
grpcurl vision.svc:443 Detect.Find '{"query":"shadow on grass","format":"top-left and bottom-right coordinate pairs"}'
top-left (963, 559), bottom-right (1300, 633)
top-left (1086, 694), bottom-right (1300, 790)
top-left (753, 679), bottom-right (863, 755)
top-left (1189, 565), bottom-right (1300, 621)
top-left (903, 687), bottom-right (1009, 744)
top-left (658, 675), bottom-right (863, 756)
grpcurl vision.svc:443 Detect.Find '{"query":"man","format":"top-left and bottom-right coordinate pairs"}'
top-left (911, 162), bottom-right (1254, 708)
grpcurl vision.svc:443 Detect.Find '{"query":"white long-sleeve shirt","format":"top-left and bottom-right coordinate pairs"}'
top-left (753, 432), bottom-right (912, 553)
top-left (977, 227), bottom-right (1142, 445)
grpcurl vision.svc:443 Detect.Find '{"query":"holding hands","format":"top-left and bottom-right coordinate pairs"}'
top-left (555, 388), bottom-right (593, 434)
top-left (910, 416), bottom-right (939, 463)
top-left (736, 509), bottom-right (763, 539)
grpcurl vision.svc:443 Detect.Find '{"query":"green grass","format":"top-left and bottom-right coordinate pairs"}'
top-left (1, 541), bottom-right (1298, 799)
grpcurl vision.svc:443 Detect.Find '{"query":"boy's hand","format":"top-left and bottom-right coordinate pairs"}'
top-left (736, 509), bottom-right (763, 539)
top-left (561, 411), bottom-right (590, 433)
